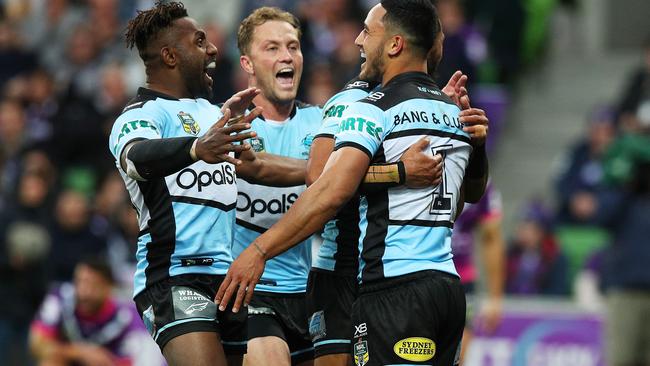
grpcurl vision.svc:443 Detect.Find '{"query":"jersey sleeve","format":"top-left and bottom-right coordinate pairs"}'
top-left (333, 102), bottom-right (387, 159)
top-left (30, 291), bottom-right (63, 340)
top-left (108, 108), bottom-right (163, 163)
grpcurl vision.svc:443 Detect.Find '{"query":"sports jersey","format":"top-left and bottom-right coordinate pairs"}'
top-left (311, 78), bottom-right (379, 275)
top-left (108, 88), bottom-right (236, 296)
top-left (232, 101), bottom-right (322, 293)
top-left (334, 72), bottom-right (472, 283)
top-left (451, 182), bottom-right (502, 284)
top-left (31, 283), bottom-right (162, 365)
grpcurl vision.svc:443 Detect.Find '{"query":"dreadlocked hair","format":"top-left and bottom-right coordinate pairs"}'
top-left (125, 1), bottom-right (188, 61)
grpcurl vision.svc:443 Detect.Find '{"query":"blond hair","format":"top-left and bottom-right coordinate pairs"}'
top-left (237, 7), bottom-right (302, 55)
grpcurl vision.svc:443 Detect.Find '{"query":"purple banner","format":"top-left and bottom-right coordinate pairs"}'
top-left (466, 312), bottom-right (604, 366)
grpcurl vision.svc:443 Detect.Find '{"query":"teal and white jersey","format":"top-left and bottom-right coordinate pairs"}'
top-left (108, 88), bottom-right (237, 297)
top-left (312, 78), bottom-right (378, 275)
top-left (333, 72), bottom-right (472, 283)
top-left (233, 101), bottom-right (322, 293)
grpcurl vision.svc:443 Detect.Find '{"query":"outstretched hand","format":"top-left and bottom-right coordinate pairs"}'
top-left (441, 70), bottom-right (468, 108)
top-left (194, 107), bottom-right (263, 165)
top-left (458, 95), bottom-right (488, 147)
top-left (215, 244), bottom-right (266, 313)
top-left (401, 137), bottom-right (443, 188)
top-left (221, 87), bottom-right (261, 117)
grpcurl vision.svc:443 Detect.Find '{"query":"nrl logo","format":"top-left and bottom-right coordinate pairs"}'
top-left (178, 111), bottom-right (200, 135)
top-left (250, 137), bottom-right (265, 152)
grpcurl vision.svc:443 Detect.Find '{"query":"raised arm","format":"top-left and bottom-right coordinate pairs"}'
top-left (459, 94), bottom-right (489, 203)
top-left (216, 147), bottom-right (370, 312)
top-left (119, 108), bottom-right (260, 181)
top-left (307, 136), bottom-right (442, 190)
top-left (236, 149), bottom-right (307, 187)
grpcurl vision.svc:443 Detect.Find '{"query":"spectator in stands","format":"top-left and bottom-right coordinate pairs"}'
top-left (597, 158), bottom-right (650, 366)
top-left (0, 20), bottom-right (37, 89)
top-left (0, 170), bottom-right (54, 366)
top-left (48, 190), bottom-right (108, 283)
top-left (17, 0), bottom-right (84, 73)
top-left (435, 0), bottom-right (487, 90)
top-left (616, 35), bottom-right (650, 132)
top-left (29, 257), bottom-right (163, 366)
top-left (506, 201), bottom-right (569, 296)
top-left (0, 99), bottom-right (32, 196)
top-left (56, 23), bottom-right (104, 98)
top-left (554, 106), bottom-right (616, 225)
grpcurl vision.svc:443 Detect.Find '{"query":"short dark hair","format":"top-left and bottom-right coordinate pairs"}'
top-left (380, 0), bottom-right (440, 57)
top-left (77, 257), bottom-right (115, 284)
top-left (125, 1), bottom-right (188, 61)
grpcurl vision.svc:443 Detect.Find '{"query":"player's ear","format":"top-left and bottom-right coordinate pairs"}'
top-left (240, 55), bottom-right (254, 75)
top-left (387, 34), bottom-right (404, 57)
top-left (160, 46), bottom-right (177, 68)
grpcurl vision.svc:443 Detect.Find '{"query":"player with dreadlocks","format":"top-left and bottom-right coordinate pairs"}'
top-left (111, 2), bottom-right (307, 365)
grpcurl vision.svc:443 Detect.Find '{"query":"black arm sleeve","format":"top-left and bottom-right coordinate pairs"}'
top-left (125, 137), bottom-right (197, 180)
top-left (466, 144), bottom-right (488, 180)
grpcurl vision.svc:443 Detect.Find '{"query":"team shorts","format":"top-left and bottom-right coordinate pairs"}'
top-left (248, 291), bottom-right (314, 364)
top-left (306, 268), bottom-right (358, 358)
top-left (134, 273), bottom-right (247, 353)
top-left (351, 270), bottom-right (466, 366)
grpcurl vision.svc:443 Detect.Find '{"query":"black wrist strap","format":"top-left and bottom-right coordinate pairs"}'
top-left (397, 160), bottom-right (406, 185)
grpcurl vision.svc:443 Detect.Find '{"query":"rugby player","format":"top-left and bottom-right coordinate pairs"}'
top-left (232, 7), bottom-right (453, 366)
top-left (219, 1), bottom-right (479, 364)
top-left (109, 2), bottom-right (307, 365)
top-left (451, 182), bottom-right (504, 364)
top-left (306, 75), bottom-right (487, 366)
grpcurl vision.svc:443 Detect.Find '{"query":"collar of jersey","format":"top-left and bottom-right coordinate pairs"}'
top-left (137, 87), bottom-right (181, 101)
top-left (383, 71), bottom-right (438, 90)
top-left (247, 100), bottom-right (308, 121)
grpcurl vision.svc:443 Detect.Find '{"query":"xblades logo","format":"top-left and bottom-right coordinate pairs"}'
top-left (176, 166), bottom-right (236, 192)
top-left (354, 323), bottom-right (368, 338)
top-left (237, 192), bottom-right (298, 217)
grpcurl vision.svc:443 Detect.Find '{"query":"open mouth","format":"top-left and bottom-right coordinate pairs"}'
top-left (360, 51), bottom-right (367, 65)
top-left (276, 67), bottom-right (295, 88)
top-left (204, 61), bottom-right (216, 85)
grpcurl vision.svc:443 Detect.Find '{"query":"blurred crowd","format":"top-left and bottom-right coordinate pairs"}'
top-left (2, 0), bottom-right (641, 364)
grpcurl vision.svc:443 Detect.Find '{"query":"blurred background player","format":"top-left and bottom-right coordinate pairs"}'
top-left (451, 182), bottom-right (505, 364)
top-left (29, 257), bottom-right (163, 366)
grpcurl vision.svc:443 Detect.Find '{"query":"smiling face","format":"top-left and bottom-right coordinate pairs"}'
top-left (242, 20), bottom-right (303, 105)
top-left (172, 17), bottom-right (218, 99)
top-left (354, 4), bottom-right (387, 82)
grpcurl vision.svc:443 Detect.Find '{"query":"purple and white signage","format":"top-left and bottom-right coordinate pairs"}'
top-left (466, 312), bottom-right (604, 366)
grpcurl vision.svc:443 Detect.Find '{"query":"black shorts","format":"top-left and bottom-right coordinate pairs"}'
top-left (306, 269), bottom-right (358, 358)
top-left (134, 273), bottom-right (247, 354)
top-left (351, 270), bottom-right (465, 366)
top-left (248, 291), bottom-right (314, 364)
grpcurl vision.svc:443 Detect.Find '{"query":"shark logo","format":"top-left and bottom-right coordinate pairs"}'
top-left (184, 301), bottom-right (210, 315)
